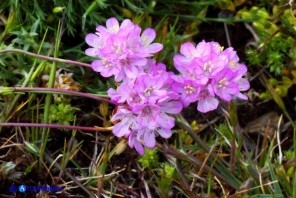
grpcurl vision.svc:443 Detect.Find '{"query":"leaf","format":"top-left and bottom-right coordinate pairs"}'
top-left (268, 161), bottom-right (284, 197)
top-left (24, 141), bottom-right (39, 156)
top-left (30, 19), bottom-right (40, 33)
top-left (263, 76), bottom-right (286, 111)
top-left (234, 0), bottom-right (247, 7)
top-left (217, 0), bottom-right (236, 12)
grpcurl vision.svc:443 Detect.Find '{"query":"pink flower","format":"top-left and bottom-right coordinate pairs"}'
top-left (128, 130), bottom-right (145, 155)
top-left (173, 40), bottom-right (250, 113)
top-left (85, 17), bottom-right (163, 82)
top-left (134, 74), bottom-right (167, 103)
top-left (109, 70), bottom-right (182, 154)
top-left (111, 106), bottom-right (136, 137)
top-left (197, 87), bottom-right (219, 113)
top-left (85, 33), bottom-right (104, 56)
top-left (211, 69), bottom-right (239, 101)
top-left (172, 77), bottom-right (201, 107)
top-left (86, 19), bottom-right (251, 154)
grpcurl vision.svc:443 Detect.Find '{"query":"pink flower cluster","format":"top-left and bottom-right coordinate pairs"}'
top-left (85, 18), bottom-right (250, 154)
top-left (173, 41), bottom-right (250, 113)
top-left (85, 18), bottom-right (181, 154)
top-left (108, 61), bottom-right (182, 154)
top-left (85, 17), bottom-right (163, 82)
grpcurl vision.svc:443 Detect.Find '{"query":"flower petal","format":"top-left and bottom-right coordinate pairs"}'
top-left (91, 60), bottom-right (104, 72)
top-left (133, 57), bottom-right (147, 66)
top-left (146, 43), bottom-right (163, 54)
top-left (141, 28), bottom-right (156, 45)
top-left (124, 65), bottom-right (139, 79)
top-left (121, 19), bottom-right (133, 28)
top-left (107, 88), bottom-right (120, 103)
top-left (180, 42), bottom-right (196, 58)
top-left (111, 108), bottom-right (132, 121)
top-left (144, 131), bottom-right (156, 148)
top-left (158, 128), bottom-right (172, 138)
top-left (160, 101), bottom-right (183, 114)
top-left (85, 33), bottom-right (101, 48)
top-left (236, 93), bottom-right (248, 100)
top-left (106, 17), bottom-right (119, 33)
top-left (134, 140), bottom-right (145, 155)
top-left (85, 48), bottom-right (98, 56)
top-left (224, 83), bottom-right (238, 95)
top-left (128, 134), bottom-right (135, 148)
top-left (114, 69), bottom-right (125, 82)
top-left (174, 54), bottom-right (191, 65)
top-left (197, 97), bottom-right (219, 113)
top-left (215, 90), bottom-right (232, 101)
top-left (113, 120), bottom-right (130, 137)
top-left (158, 113), bottom-right (175, 129)
top-left (237, 78), bottom-right (250, 91)
top-left (195, 40), bottom-right (211, 58)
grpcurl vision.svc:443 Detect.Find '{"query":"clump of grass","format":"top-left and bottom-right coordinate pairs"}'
top-left (0, 0), bottom-right (295, 197)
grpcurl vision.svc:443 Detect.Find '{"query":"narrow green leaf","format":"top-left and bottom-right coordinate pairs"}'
top-left (268, 161), bottom-right (283, 197)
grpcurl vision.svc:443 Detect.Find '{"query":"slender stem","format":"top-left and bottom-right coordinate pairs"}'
top-left (3, 30), bottom-right (50, 122)
top-left (0, 49), bottom-right (92, 68)
top-left (224, 22), bottom-right (231, 47)
top-left (175, 160), bottom-right (190, 189)
top-left (40, 22), bottom-right (61, 173)
top-left (258, 29), bottom-right (281, 50)
top-left (229, 102), bottom-right (238, 173)
top-left (175, 116), bottom-right (211, 153)
top-left (11, 87), bottom-right (114, 104)
top-left (0, 122), bottom-right (113, 132)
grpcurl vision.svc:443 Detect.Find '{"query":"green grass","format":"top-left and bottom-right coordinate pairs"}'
top-left (0, 0), bottom-right (296, 197)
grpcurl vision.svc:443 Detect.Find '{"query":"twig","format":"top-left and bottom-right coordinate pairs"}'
top-left (244, 23), bottom-right (260, 43)
top-left (258, 29), bottom-right (281, 50)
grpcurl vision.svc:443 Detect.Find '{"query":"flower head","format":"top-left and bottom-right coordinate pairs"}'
top-left (173, 40), bottom-right (250, 112)
top-left (85, 17), bottom-right (163, 82)
top-left (87, 19), bottom-right (250, 155)
top-left (211, 69), bottom-right (239, 101)
top-left (172, 77), bottom-right (200, 107)
top-left (109, 70), bottom-right (182, 154)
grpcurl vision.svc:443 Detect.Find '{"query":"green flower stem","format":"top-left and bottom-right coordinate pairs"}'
top-left (175, 115), bottom-right (211, 153)
top-left (40, 22), bottom-right (61, 173)
top-left (0, 48), bottom-right (91, 68)
top-left (0, 122), bottom-right (113, 132)
top-left (9, 87), bottom-right (114, 104)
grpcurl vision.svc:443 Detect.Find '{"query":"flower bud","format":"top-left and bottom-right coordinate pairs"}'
top-left (0, 87), bottom-right (13, 95)
top-left (53, 7), bottom-right (65, 13)
top-left (99, 103), bottom-right (108, 118)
